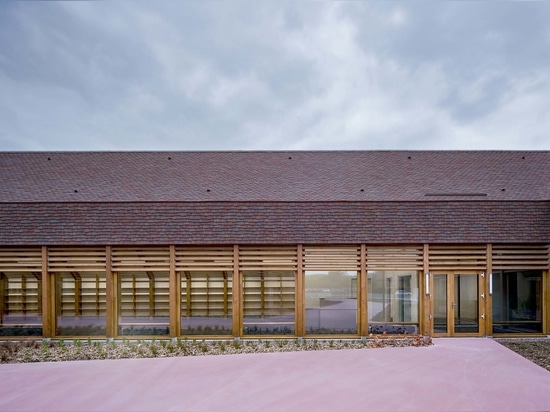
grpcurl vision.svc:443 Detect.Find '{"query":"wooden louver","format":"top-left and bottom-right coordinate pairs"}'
top-left (239, 246), bottom-right (298, 271)
top-left (111, 247), bottom-right (170, 272)
top-left (428, 245), bottom-right (487, 271)
top-left (176, 246), bottom-right (234, 271)
top-left (492, 244), bottom-right (549, 270)
top-left (0, 248), bottom-right (42, 272)
top-left (366, 245), bottom-right (423, 271)
top-left (302, 246), bottom-right (361, 271)
top-left (48, 247), bottom-right (106, 272)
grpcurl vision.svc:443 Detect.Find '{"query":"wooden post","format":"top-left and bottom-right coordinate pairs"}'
top-left (41, 246), bottom-right (53, 338)
top-left (232, 245), bottom-right (241, 337)
top-left (359, 244), bottom-right (367, 336)
top-left (0, 272), bottom-right (4, 325)
top-left (169, 245), bottom-right (179, 337)
top-left (544, 267), bottom-right (549, 336)
top-left (296, 244), bottom-right (304, 337)
top-left (105, 245), bottom-right (115, 338)
top-left (423, 244), bottom-right (430, 336)
top-left (545, 269), bottom-right (550, 336)
top-left (485, 244), bottom-right (493, 337)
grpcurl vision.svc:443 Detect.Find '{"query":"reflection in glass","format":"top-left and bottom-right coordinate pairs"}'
top-left (433, 275), bottom-right (447, 334)
top-left (492, 270), bottom-right (542, 334)
top-left (56, 272), bottom-right (106, 336)
top-left (181, 271), bottom-right (232, 335)
top-left (454, 274), bottom-right (479, 333)
top-left (305, 271), bottom-right (357, 335)
top-left (368, 271), bottom-right (419, 334)
top-left (118, 271), bottom-right (169, 336)
top-left (243, 271), bottom-right (295, 336)
top-left (0, 272), bottom-right (42, 337)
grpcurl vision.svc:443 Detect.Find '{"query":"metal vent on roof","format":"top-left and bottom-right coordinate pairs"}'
top-left (424, 193), bottom-right (487, 197)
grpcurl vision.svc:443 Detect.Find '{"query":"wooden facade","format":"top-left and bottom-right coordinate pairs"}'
top-left (1, 243), bottom-right (548, 339)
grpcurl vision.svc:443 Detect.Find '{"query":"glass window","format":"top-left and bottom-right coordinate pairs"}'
top-left (368, 271), bottom-right (419, 334)
top-left (118, 272), bottom-right (169, 336)
top-left (181, 271), bottom-right (232, 336)
top-left (243, 271), bottom-right (295, 336)
top-left (492, 270), bottom-right (542, 334)
top-left (55, 272), bottom-right (106, 336)
top-left (0, 272), bottom-right (42, 337)
top-left (305, 271), bottom-right (357, 335)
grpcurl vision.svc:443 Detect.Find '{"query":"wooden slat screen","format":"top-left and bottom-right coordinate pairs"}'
top-left (58, 272), bottom-right (106, 317)
top-left (239, 246), bottom-right (298, 271)
top-left (2, 272), bottom-right (41, 315)
top-left (243, 271), bottom-right (295, 317)
top-left (302, 246), bottom-right (361, 271)
top-left (48, 247), bottom-right (106, 272)
top-left (176, 246), bottom-right (234, 271)
top-left (181, 272), bottom-right (232, 317)
top-left (0, 248), bottom-right (42, 272)
top-left (366, 245), bottom-right (423, 271)
top-left (428, 245), bottom-right (487, 271)
top-left (492, 244), bottom-right (549, 270)
top-left (111, 247), bottom-right (170, 272)
top-left (119, 272), bottom-right (170, 317)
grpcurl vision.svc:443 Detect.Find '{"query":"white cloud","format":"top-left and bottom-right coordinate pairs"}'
top-left (388, 8), bottom-right (408, 27)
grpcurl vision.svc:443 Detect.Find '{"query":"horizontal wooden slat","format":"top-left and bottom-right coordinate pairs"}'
top-left (366, 245), bottom-right (423, 270)
top-left (303, 246), bottom-right (360, 270)
top-left (112, 247), bottom-right (170, 271)
top-left (176, 246), bottom-right (234, 271)
top-left (239, 246), bottom-right (297, 270)
top-left (428, 245), bottom-right (487, 271)
top-left (492, 244), bottom-right (549, 270)
top-left (0, 248), bottom-right (42, 272)
top-left (48, 247), bottom-right (106, 272)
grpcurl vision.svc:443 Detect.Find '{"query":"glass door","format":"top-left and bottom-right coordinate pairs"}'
top-left (431, 272), bottom-right (483, 336)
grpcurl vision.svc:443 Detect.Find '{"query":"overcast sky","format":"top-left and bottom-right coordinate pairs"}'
top-left (1, 1), bottom-right (549, 151)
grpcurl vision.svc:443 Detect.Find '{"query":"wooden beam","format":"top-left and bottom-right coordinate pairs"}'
top-left (232, 245), bottom-right (241, 337)
top-left (423, 244), bottom-right (430, 335)
top-left (169, 245), bottom-right (179, 337)
top-left (485, 244), bottom-right (493, 336)
top-left (41, 246), bottom-right (53, 338)
top-left (0, 272), bottom-right (5, 325)
top-left (296, 244), bottom-right (304, 337)
top-left (544, 269), bottom-right (549, 336)
top-left (105, 246), bottom-right (115, 338)
top-left (359, 244), bottom-right (367, 336)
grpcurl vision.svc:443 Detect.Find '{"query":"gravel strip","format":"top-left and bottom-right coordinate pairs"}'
top-left (6, 336), bottom-right (546, 370)
top-left (496, 338), bottom-right (550, 372)
top-left (0, 335), bottom-right (431, 364)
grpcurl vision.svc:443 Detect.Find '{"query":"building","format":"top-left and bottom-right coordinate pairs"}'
top-left (0, 151), bottom-right (548, 339)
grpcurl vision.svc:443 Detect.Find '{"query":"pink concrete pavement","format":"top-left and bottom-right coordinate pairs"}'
top-left (1, 338), bottom-right (550, 412)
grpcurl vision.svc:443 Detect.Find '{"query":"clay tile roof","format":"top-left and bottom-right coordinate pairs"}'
top-left (0, 151), bottom-right (549, 202)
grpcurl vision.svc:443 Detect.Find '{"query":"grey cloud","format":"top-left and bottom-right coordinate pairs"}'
top-left (0, 1), bottom-right (549, 151)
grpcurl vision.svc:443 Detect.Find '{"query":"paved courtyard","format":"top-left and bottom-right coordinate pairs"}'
top-left (1, 338), bottom-right (550, 412)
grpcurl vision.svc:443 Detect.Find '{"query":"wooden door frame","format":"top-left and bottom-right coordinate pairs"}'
top-left (430, 271), bottom-right (485, 337)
